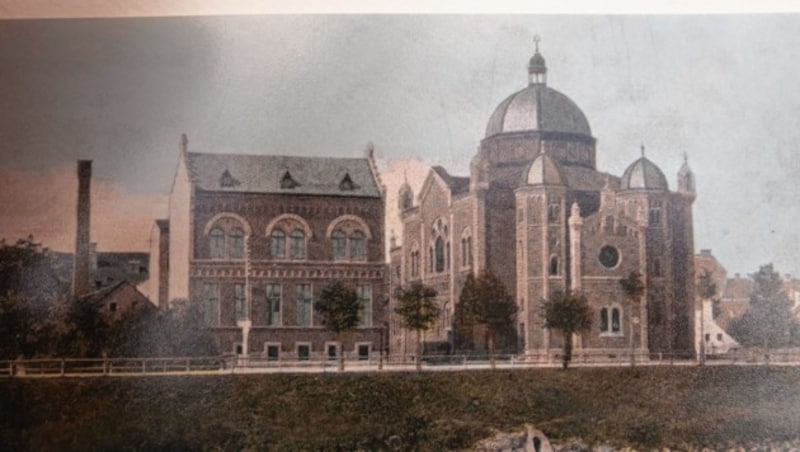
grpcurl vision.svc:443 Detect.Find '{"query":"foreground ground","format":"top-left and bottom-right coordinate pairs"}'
top-left (1, 366), bottom-right (799, 450)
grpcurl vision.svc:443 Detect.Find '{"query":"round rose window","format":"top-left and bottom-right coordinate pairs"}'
top-left (599, 245), bottom-right (620, 268)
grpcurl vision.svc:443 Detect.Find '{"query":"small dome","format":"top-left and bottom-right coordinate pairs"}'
top-left (528, 51), bottom-right (547, 75)
top-left (523, 153), bottom-right (564, 186)
top-left (620, 156), bottom-right (669, 191)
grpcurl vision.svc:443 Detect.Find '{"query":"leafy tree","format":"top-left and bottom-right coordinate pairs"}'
top-left (108, 300), bottom-right (218, 358)
top-left (696, 269), bottom-right (718, 364)
top-left (315, 282), bottom-right (361, 371)
top-left (395, 282), bottom-right (439, 371)
top-left (619, 272), bottom-right (645, 366)
top-left (729, 264), bottom-right (795, 350)
top-left (542, 289), bottom-right (592, 369)
top-left (0, 236), bottom-right (70, 358)
top-left (457, 271), bottom-right (518, 369)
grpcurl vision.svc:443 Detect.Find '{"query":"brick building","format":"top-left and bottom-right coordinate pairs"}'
top-left (151, 137), bottom-right (387, 361)
top-left (390, 42), bottom-right (697, 360)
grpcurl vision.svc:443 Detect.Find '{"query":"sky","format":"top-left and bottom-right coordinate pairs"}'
top-left (1, 12), bottom-right (799, 278)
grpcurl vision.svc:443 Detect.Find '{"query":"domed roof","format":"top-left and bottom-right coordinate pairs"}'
top-left (523, 152), bottom-right (564, 186)
top-left (620, 155), bottom-right (669, 191)
top-left (485, 82), bottom-right (591, 138)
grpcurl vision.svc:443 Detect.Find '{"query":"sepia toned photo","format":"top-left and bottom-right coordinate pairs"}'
top-left (1, 3), bottom-right (800, 450)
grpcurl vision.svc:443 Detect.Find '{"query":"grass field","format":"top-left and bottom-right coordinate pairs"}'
top-left (1, 366), bottom-right (799, 450)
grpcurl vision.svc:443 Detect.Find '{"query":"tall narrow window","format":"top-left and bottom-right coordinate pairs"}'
top-left (332, 230), bottom-right (346, 260)
top-left (230, 228), bottom-right (245, 259)
top-left (611, 307), bottom-right (621, 333)
top-left (203, 282), bottom-right (219, 326)
top-left (435, 237), bottom-right (445, 273)
top-left (649, 201), bottom-right (663, 226)
top-left (600, 307), bottom-right (609, 332)
top-left (271, 230), bottom-right (285, 258)
top-left (350, 231), bottom-right (365, 260)
top-left (467, 237), bottom-right (473, 265)
top-left (357, 284), bottom-right (372, 327)
top-left (461, 238), bottom-right (467, 267)
top-left (234, 283), bottom-right (247, 321)
top-left (428, 247), bottom-right (434, 273)
top-left (266, 283), bottom-right (281, 326)
top-left (210, 228), bottom-right (225, 259)
top-left (549, 256), bottom-right (559, 276)
top-left (296, 284), bottom-right (312, 326)
top-left (290, 229), bottom-right (305, 259)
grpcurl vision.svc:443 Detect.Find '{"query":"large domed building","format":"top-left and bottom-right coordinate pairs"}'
top-left (390, 40), bottom-right (697, 360)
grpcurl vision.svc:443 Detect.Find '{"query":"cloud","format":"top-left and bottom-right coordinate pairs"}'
top-left (0, 165), bottom-right (167, 252)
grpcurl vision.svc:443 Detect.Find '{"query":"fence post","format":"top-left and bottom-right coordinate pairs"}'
top-left (60, 359), bottom-right (65, 377)
top-left (185, 358), bottom-right (190, 373)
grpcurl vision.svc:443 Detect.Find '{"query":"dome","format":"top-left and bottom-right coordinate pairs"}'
top-left (485, 86), bottom-right (591, 138)
top-left (523, 152), bottom-right (564, 186)
top-left (620, 156), bottom-right (669, 191)
top-left (486, 42), bottom-right (591, 138)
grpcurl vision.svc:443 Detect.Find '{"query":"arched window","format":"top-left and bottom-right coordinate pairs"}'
top-left (210, 228), bottom-right (225, 259)
top-left (428, 246), bottom-right (434, 273)
top-left (230, 228), bottom-right (245, 259)
top-left (611, 307), bottom-right (621, 333)
top-left (600, 307), bottom-right (609, 332)
top-left (549, 256), bottom-right (559, 276)
top-left (435, 237), bottom-right (445, 273)
top-left (600, 305), bottom-right (623, 335)
top-left (290, 229), bottom-right (305, 259)
top-left (271, 230), bottom-right (286, 259)
top-left (350, 231), bottom-right (365, 260)
top-left (332, 230), bottom-right (346, 260)
top-left (203, 214), bottom-right (251, 260)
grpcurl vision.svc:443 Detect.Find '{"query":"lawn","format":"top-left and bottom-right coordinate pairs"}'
top-left (1, 366), bottom-right (799, 450)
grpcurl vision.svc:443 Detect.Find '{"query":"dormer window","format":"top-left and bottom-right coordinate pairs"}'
top-left (219, 169), bottom-right (241, 188)
top-left (281, 171), bottom-right (300, 189)
top-left (339, 173), bottom-right (360, 191)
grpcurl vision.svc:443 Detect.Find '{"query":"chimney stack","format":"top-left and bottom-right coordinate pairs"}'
top-left (72, 160), bottom-right (92, 298)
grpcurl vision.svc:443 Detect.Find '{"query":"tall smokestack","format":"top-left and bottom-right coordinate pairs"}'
top-left (72, 160), bottom-right (92, 298)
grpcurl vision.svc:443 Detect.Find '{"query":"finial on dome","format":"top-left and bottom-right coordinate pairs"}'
top-left (180, 133), bottom-right (188, 154)
top-left (640, 143), bottom-right (645, 157)
top-left (528, 35), bottom-right (547, 85)
top-left (683, 152), bottom-right (688, 164)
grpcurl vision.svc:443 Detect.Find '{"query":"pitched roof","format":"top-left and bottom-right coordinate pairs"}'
top-left (561, 167), bottom-right (617, 192)
top-left (431, 166), bottom-right (470, 195)
top-left (186, 152), bottom-right (381, 198)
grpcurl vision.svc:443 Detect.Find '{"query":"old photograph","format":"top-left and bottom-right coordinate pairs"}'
top-left (1, 3), bottom-right (799, 450)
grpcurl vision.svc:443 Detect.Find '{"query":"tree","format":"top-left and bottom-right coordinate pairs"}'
top-left (394, 282), bottom-right (439, 371)
top-left (542, 289), bottom-right (592, 369)
top-left (619, 271), bottom-right (645, 366)
top-left (696, 269), bottom-right (718, 365)
top-left (315, 281), bottom-right (361, 371)
top-left (457, 271), bottom-right (518, 369)
top-left (729, 264), bottom-right (795, 350)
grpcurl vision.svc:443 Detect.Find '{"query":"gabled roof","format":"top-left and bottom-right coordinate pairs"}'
top-left (186, 152), bottom-right (381, 198)
top-left (81, 280), bottom-right (152, 307)
top-left (431, 166), bottom-right (470, 195)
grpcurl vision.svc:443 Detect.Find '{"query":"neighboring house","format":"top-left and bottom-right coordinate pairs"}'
top-left (694, 250), bottom-right (740, 355)
top-left (150, 137), bottom-right (388, 360)
top-left (391, 41), bottom-right (697, 360)
top-left (90, 245), bottom-right (149, 290)
top-left (82, 280), bottom-right (155, 324)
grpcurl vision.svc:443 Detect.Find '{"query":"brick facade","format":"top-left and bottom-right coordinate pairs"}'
top-left (391, 46), bottom-right (696, 360)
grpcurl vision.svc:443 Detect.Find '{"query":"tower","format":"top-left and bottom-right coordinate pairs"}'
top-left (72, 160), bottom-right (92, 299)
